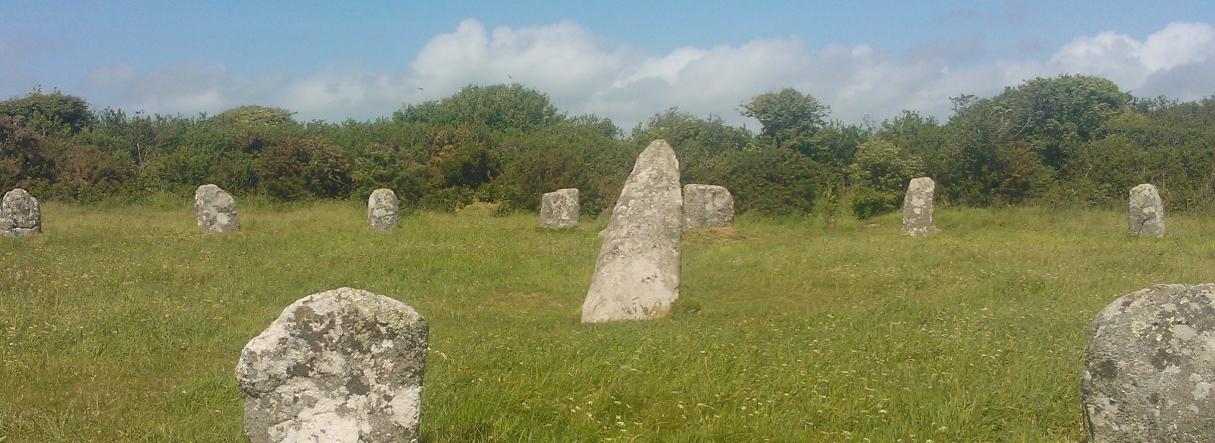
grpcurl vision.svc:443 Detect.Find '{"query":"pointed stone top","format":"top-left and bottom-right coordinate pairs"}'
top-left (636, 139), bottom-right (678, 172)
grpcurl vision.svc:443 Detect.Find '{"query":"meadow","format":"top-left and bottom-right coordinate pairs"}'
top-left (2, 201), bottom-right (1214, 442)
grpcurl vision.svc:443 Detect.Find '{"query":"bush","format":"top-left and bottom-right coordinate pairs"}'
top-left (722, 147), bottom-right (821, 215)
top-left (850, 185), bottom-right (901, 220)
top-left (847, 140), bottom-right (923, 219)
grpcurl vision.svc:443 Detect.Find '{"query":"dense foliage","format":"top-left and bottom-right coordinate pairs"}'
top-left (2, 76), bottom-right (1214, 217)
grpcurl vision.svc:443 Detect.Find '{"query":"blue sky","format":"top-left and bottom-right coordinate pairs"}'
top-left (2, 1), bottom-right (1213, 128)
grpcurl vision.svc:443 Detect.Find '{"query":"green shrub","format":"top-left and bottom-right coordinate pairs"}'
top-left (850, 185), bottom-right (901, 220)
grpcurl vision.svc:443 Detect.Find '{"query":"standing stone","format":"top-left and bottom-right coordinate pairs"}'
top-left (0, 188), bottom-right (41, 237)
top-left (194, 184), bottom-right (240, 233)
top-left (540, 188), bottom-right (580, 229)
top-left (682, 184), bottom-right (733, 228)
top-left (1083, 284), bottom-right (1215, 442)
top-left (901, 177), bottom-right (936, 236)
top-left (368, 188), bottom-right (399, 232)
top-left (236, 287), bottom-right (428, 443)
top-left (582, 139), bottom-right (682, 323)
top-left (1129, 183), bottom-right (1164, 238)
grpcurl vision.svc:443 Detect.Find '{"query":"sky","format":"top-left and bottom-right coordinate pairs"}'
top-left (2, 1), bottom-right (1214, 129)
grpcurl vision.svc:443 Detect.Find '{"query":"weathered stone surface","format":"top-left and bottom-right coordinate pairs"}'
top-left (195, 184), bottom-right (240, 233)
top-left (682, 184), bottom-right (733, 228)
top-left (236, 287), bottom-right (428, 443)
top-left (540, 188), bottom-right (579, 229)
top-left (582, 139), bottom-right (682, 323)
top-left (368, 189), bottom-right (399, 232)
top-left (0, 188), bottom-right (41, 237)
top-left (1129, 183), bottom-right (1164, 238)
top-left (901, 177), bottom-right (936, 236)
top-left (1083, 283), bottom-right (1215, 442)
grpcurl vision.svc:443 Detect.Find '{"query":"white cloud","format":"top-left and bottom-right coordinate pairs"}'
top-left (80, 19), bottom-right (1215, 128)
top-left (87, 60), bottom-right (289, 116)
top-left (1050, 22), bottom-right (1215, 94)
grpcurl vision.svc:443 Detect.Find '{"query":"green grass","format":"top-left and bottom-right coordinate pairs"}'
top-left (2, 201), bottom-right (1214, 442)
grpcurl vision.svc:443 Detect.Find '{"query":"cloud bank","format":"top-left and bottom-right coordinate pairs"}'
top-left (84, 19), bottom-right (1215, 128)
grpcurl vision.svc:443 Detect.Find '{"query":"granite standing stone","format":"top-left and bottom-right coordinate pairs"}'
top-left (1129, 183), bottom-right (1165, 238)
top-left (368, 189), bottom-right (400, 232)
top-left (0, 188), bottom-right (41, 237)
top-left (582, 139), bottom-right (682, 323)
top-left (236, 287), bottom-right (428, 443)
top-left (1083, 284), bottom-right (1215, 442)
top-left (195, 184), bottom-right (240, 233)
top-left (901, 177), bottom-right (936, 236)
top-left (540, 188), bottom-right (580, 229)
top-left (682, 184), bottom-right (733, 228)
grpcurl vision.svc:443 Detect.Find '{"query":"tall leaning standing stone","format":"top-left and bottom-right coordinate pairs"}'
top-left (901, 177), bottom-right (936, 236)
top-left (1083, 284), bottom-right (1215, 442)
top-left (1128, 183), bottom-right (1164, 238)
top-left (682, 184), bottom-right (733, 228)
top-left (236, 287), bottom-right (428, 443)
top-left (582, 139), bottom-right (682, 323)
top-left (194, 184), bottom-right (240, 233)
top-left (540, 188), bottom-right (579, 229)
top-left (0, 188), bottom-right (41, 237)
top-left (368, 188), bottom-right (399, 232)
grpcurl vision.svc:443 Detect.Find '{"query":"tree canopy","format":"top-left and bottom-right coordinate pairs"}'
top-left (1, 75), bottom-right (1212, 217)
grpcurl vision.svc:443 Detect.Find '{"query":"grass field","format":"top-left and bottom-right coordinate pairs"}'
top-left (2, 200), bottom-right (1214, 442)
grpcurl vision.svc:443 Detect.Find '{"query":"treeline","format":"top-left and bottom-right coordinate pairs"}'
top-left (2, 76), bottom-right (1214, 218)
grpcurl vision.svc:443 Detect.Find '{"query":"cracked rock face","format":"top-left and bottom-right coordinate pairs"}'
top-left (540, 188), bottom-right (579, 229)
top-left (1083, 284), bottom-right (1215, 442)
top-left (368, 189), bottom-right (399, 232)
top-left (195, 184), bottom-right (240, 233)
top-left (0, 188), bottom-right (41, 237)
top-left (682, 184), bottom-right (733, 228)
top-left (236, 287), bottom-right (428, 443)
top-left (582, 139), bottom-right (682, 323)
top-left (1128, 183), bottom-right (1164, 238)
top-left (901, 177), bottom-right (936, 236)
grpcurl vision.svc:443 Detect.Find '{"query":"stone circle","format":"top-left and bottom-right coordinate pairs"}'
top-left (195, 184), bottom-right (240, 233)
top-left (582, 139), bottom-right (682, 323)
top-left (1083, 283), bottom-right (1215, 442)
top-left (682, 184), bottom-right (733, 228)
top-left (236, 287), bottom-right (428, 443)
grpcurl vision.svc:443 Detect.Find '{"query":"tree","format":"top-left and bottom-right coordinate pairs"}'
top-left (0, 88), bottom-right (96, 134)
top-left (877, 110), bottom-right (947, 175)
top-left (214, 105), bottom-right (297, 128)
top-left (742, 88), bottom-right (829, 156)
top-left (993, 75), bottom-right (1128, 169)
top-left (0, 115), bottom-right (54, 190)
top-left (395, 83), bottom-right (561, 131)
top-left (848, 139), bottom-right (924, 219)
top-left (628, 108), bottom-right (753, 185)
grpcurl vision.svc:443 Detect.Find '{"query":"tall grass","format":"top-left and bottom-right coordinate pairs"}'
top-left (2, 202), bottom-right (1213, 442)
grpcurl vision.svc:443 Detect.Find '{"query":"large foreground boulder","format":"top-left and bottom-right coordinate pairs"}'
top-left (195, 184), bottom-right (240, 233)
top-left (901, 177), bottom-right (936, 236)
top-left (0, 188), bottom-right (41, 237)
top-left (582, 139), bottom-right (682, 323)
top-left (368, 188), bottom-right (400, 232)
top-left (540, 188), bottom-right (579, 229)
top-left (236, 287), bottom-right (428, 443)
top-left (1083, 283), bottom-right (1215, 442)
top-left (1128, 183), bottom-right (1164, 238)
top-left (682, 184), bottom-right (733, 228)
